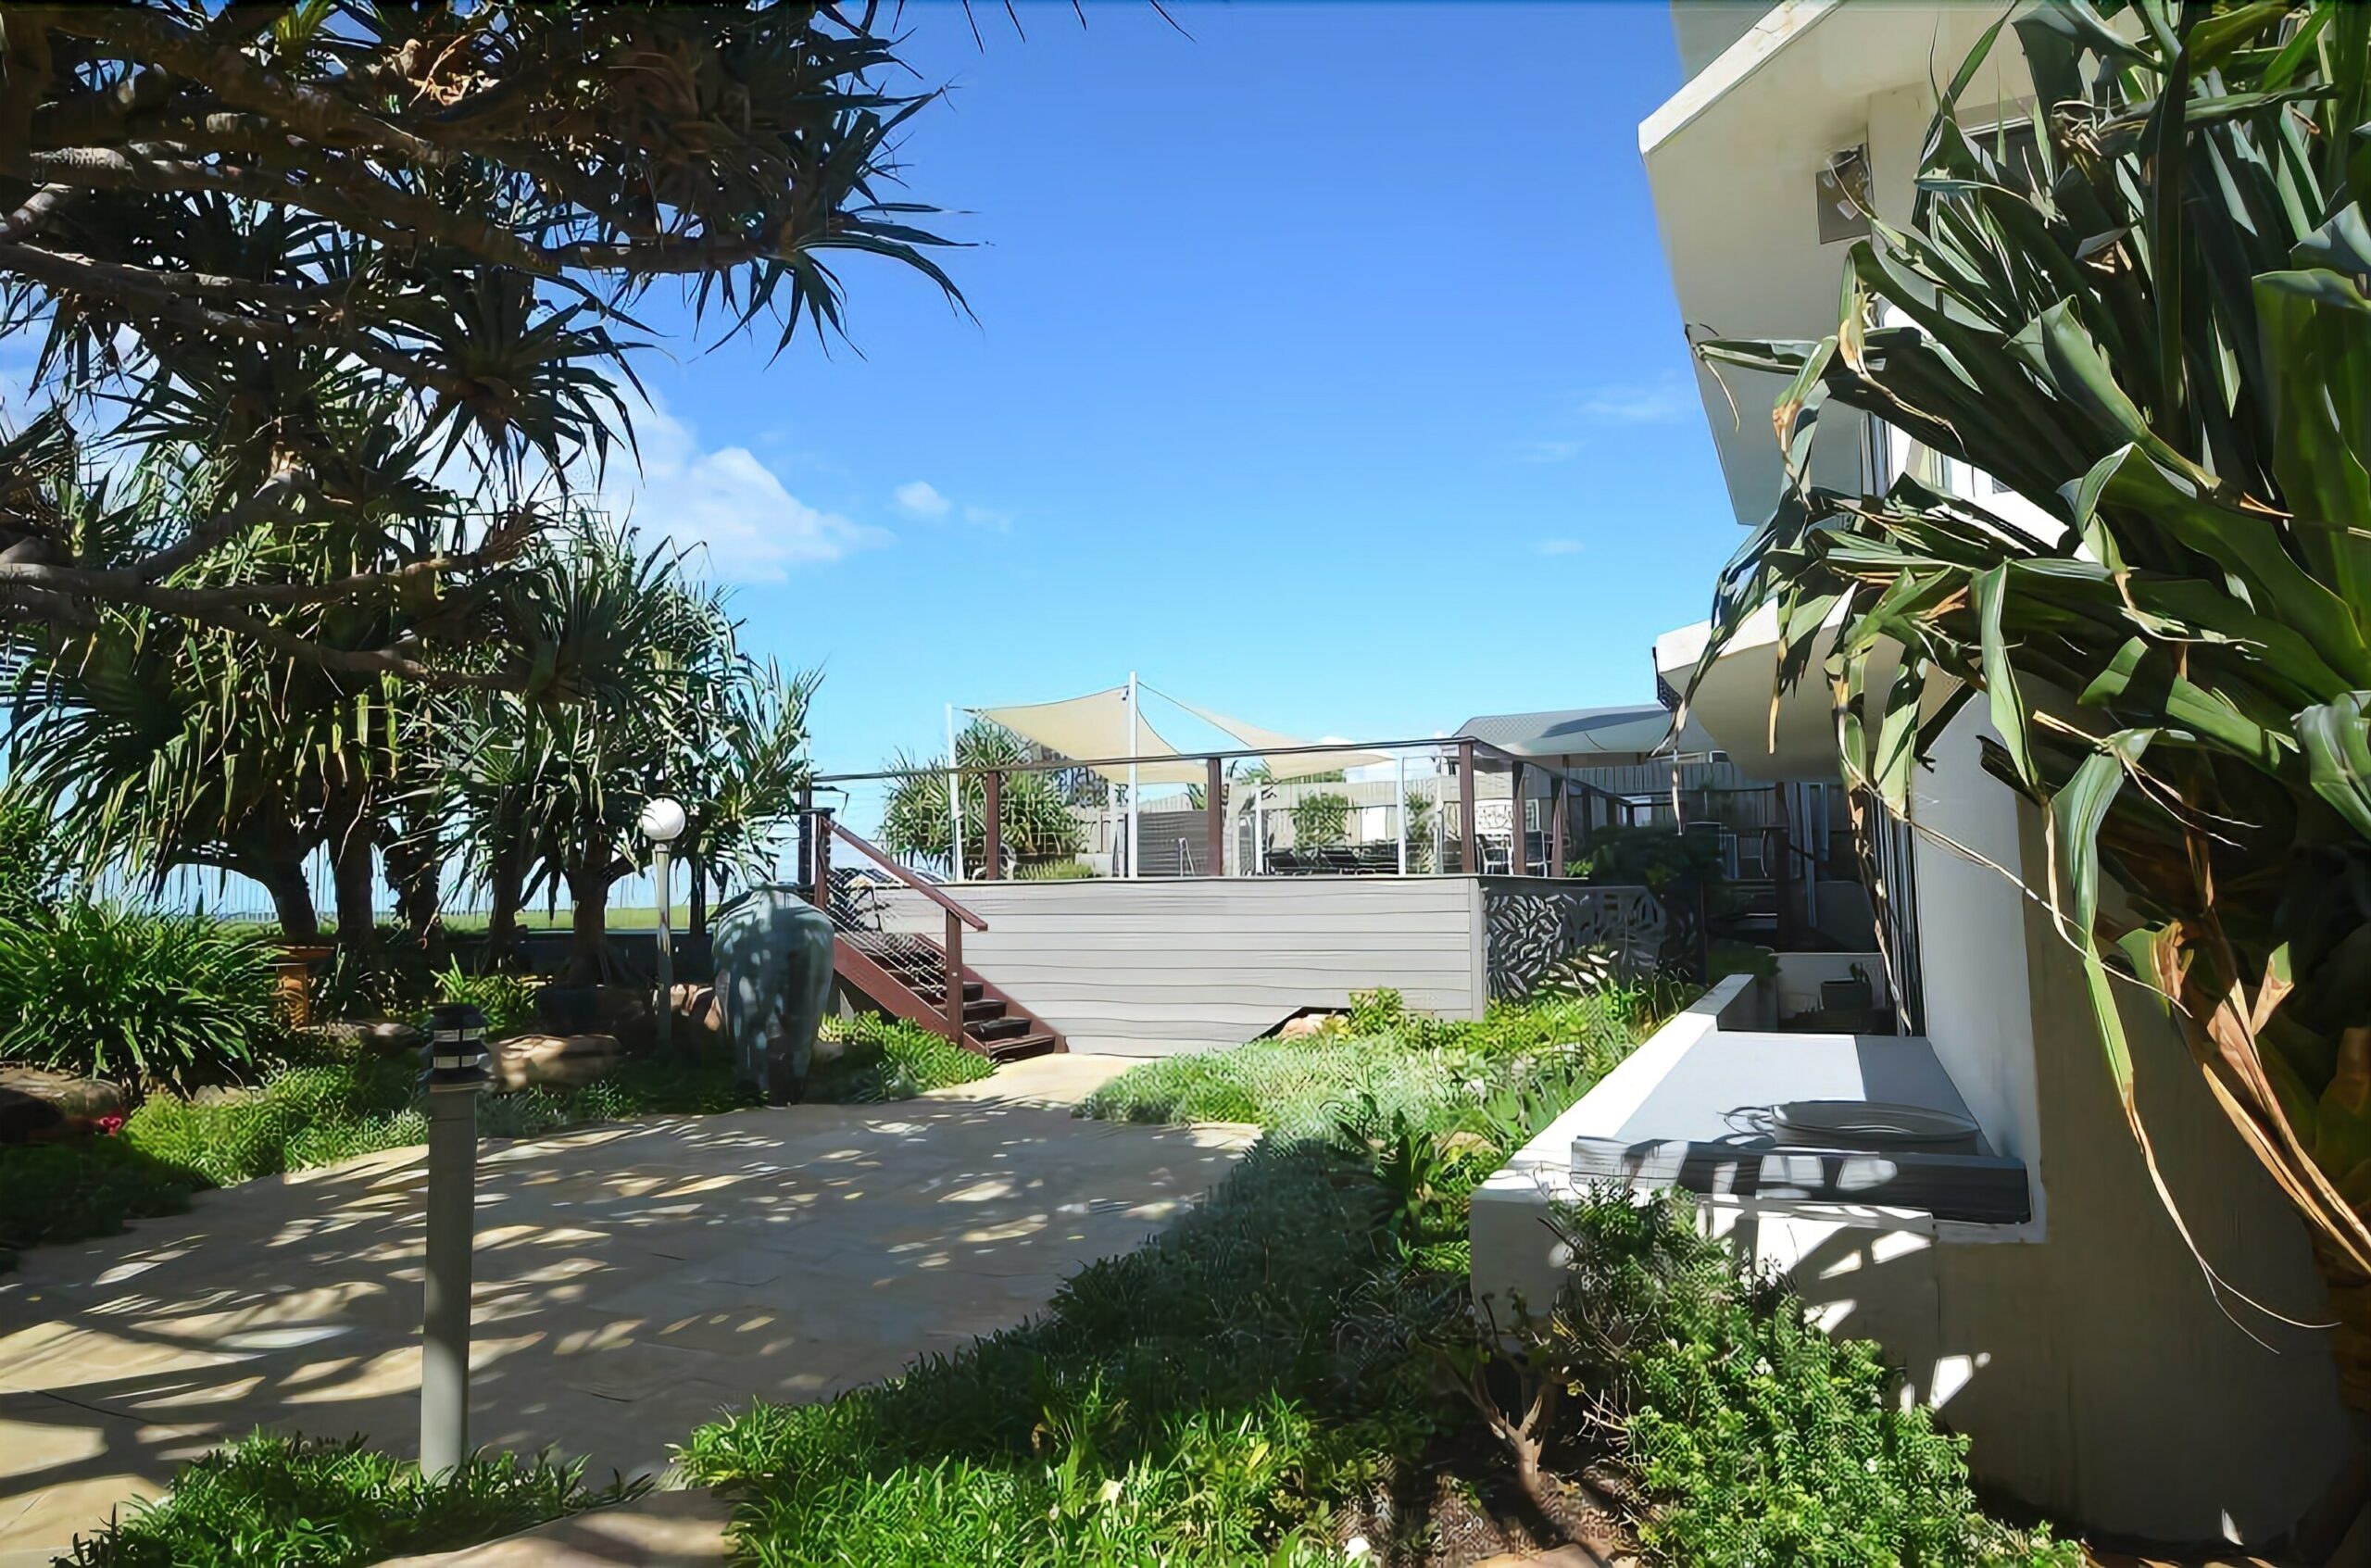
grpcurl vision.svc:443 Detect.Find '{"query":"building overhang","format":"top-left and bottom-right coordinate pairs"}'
top-left (1656, 608), bottom-right (1908, 784)
top-left (1642, 2), bottom-right (2036, 527)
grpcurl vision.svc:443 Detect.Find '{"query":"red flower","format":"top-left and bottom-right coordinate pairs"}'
top-left (93, 1113), bottom-right (125, 1136)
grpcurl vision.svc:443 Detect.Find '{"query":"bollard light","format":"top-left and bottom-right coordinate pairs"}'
top-left (640, 797), bottom-right (685, 1053)
top-left (420, 1002), bottom-right (488, 1478)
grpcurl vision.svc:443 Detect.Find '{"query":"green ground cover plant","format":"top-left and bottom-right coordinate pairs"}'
top-left (811, 1012), bottom-right (997, 1101)
top-left (1076, 985), bottom-right (1662, 1139)
top-left (55, 1433), bottom-right (641, 1568)
top-left (1552, 1192), bottom-right (2074, 1567)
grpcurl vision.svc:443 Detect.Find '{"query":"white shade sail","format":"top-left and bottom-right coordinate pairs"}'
top-left (972, 687), bottom-right (1206, 784)
top-left (1165, 697), bottom-right (1393, 779)
top-left (968, 684), bottom-right (1394, 786)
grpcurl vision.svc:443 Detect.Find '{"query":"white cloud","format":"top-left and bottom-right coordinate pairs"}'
top-left (1522, 370), bottom-right (1700, 462)
top-left (893, 480), bottom-right (952, 520)
top-left (1574, 371), bottom-right (1698, 426)
top-left (1537, 537), bottom-right (1583, 557)
top-left (892, 480), bottom-right (1012, 531)
top-left (601, 399), bottom-right (887, 583)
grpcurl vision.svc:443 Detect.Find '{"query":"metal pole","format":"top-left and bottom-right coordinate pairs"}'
top-left (653, 842), bottom-right (672, 1053)
top-left (1126, 671), bottom-right (1141, 881)
top-left (420, 1004), bottom-right (487, 1479)
top-left (945, 703), bottom-right (966, 884)
top-left (1395, 751), bottom-right (1409, 875)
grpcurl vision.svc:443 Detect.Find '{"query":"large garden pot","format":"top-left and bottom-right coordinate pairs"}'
top-left (273, 943), bottom-right (334, 1028)
top-left (709, 886), bottom-right (835, 1103)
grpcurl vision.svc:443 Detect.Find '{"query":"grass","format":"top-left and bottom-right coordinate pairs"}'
top-left (811, 1012), bottom-right (996, 1102)
top-left (54, 1433), bottom-right (643, 1568)
top-left (681, 986), bottom-right (1677, 1565)
top-left (1077, 985), bottom-right (1671, 1140)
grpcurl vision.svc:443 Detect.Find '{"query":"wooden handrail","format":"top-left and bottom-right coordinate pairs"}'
top-left (825, 818), bottom-right (990, 931)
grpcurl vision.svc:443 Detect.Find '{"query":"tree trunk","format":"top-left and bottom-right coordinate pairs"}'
top-left (688, 856), bottom-right (709, 940)
top-left (564, 860), bottom-right (614, 985)
top-left (382, 822), bottom-right (445, 958)
top-left (255, 856), bottom-right (320, 944)
top-left (484, 846), bottom-right (525, 971)
top-left (332, 822), bottom-right (378, 956)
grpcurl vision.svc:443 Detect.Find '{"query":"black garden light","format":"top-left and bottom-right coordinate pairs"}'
top-left (420, 1002), bottom-right (489, 1476)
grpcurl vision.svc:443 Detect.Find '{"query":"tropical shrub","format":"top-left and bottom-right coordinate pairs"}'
top-left (1683, 0), bottom-right (2371, 1354)
top-left (0, 904), bottom-right (278, 1087)
top-left (56, 1433), bottom-right (639, 1568)
top-left (1553, 1192), bottom-right (2075, 1567)
top-left (1288, 790), bottom-right (1353, 848)
top-left (433, 961), bottom-right (542, 1040)
top-left (1565, 825), bottom-right (1721, 890)
top-left (877, 720), bottom-right (1083, 874)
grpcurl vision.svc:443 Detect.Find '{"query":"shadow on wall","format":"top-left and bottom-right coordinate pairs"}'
top-left (1759, 964), bottom-right (2352, 1548)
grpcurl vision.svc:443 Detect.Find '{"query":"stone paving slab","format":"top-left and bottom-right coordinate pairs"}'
top-left (0, 1056), bottom-right (1251, 1563)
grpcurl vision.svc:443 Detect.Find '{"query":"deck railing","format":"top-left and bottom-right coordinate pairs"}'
top-left (799, 811), bottom-right (987, 1042)
top-left (805, 734), bottom-right (1764, 886)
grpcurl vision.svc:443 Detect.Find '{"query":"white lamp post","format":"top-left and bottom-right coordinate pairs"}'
top-left (639, 797), bottom-right (687, 1051)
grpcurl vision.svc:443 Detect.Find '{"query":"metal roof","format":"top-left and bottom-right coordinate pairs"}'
top-left (1453, 703), bottom-right (1717, 762)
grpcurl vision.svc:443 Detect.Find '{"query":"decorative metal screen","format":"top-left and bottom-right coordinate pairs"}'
top-left (1482, 883), bottom-right (1671, 1000)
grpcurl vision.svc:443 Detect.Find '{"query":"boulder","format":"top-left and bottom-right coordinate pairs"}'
top-left (0, 1068), bottom-right (130, 1144)
top-left (1277, 1012), bottom-right (1343, 1041)
top-left (491, 1032), bottom-right (623, 1091)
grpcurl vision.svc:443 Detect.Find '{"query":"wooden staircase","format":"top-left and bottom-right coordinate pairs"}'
top-left (832, 928), bottom-right (1064, 1063)
top-left (804, 813), bottom-right (1066, 1063)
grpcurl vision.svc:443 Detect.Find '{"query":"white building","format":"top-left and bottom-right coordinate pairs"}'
top-left (1476, 2), bottom-right (2352, 1547)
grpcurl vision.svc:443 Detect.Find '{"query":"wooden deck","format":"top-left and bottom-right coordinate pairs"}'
top-left (861, 875), bottom-right (1666, 1057)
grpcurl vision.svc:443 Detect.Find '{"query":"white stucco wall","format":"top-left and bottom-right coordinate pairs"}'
top-left (1888, 713), bottom-right (2352, 1540)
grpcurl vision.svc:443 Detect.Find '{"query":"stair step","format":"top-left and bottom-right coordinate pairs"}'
top-left (962, 997), bottom-right (1007, 1022)
top-left (971, 1014), bottom-right (1029, 1040)
top-left (986, 1033), bottom-right (1059, 1062)
top-left (917, 981), bottom-right (985, 1003)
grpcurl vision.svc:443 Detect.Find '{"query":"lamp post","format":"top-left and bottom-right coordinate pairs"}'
top-left (640, 797), bottom-right (686, 1052)
top-left (420, 1002), bottom-right (488, 1477)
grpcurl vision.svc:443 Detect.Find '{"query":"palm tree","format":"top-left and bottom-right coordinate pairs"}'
top-left (879, 721), bottom-right (1085, 875)
top-left (1687, 1), bottom-right (2371, 1386)
top-left (0, 5), bottom-right (960, 664)
top-left (432, 521), bottom-right (811, 980)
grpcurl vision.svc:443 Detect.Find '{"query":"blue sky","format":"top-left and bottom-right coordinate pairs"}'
top-left (609, 1), bottom-right (1739, 786)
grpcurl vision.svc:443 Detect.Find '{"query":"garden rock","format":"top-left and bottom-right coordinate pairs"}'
top-left (492, 1033), bottom-right (623, 1091)
top-left (0, 1068), bottom-right (125, 1125)
top-left (0, 1070), bottom-right (128, 1143)
top-left (303, 1021), bottom-right (423, 1056)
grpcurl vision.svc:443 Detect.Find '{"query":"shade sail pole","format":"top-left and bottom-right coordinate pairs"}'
top-left (1396, 751), bottom-right (1409, 875)
top-left (946, 703), bottom-right (966, 883)
top-left (1126, 671), bottom-right (1141, 880)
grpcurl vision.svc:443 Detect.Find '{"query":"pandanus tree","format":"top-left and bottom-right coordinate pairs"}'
top-left (427, 522), bottom-right (814, 980)
top-left (878, 721), bottom-right (1085, 876)
top-left (0, 2), bottom-right (959, 670)
top-left (1687, 0), bottom-right (2371, 1394)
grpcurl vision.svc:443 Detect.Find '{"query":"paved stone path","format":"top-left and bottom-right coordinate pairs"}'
top-left (0, 1057), bottom-right (1252, 1564)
